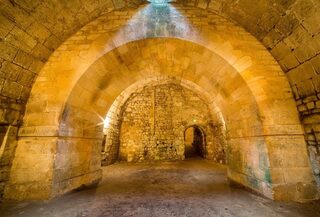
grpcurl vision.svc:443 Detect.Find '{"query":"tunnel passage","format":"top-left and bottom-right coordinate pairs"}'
top-left (5, 34), bottom-right (318, 202)
top-left (184, 126), bottom-right (206, 158)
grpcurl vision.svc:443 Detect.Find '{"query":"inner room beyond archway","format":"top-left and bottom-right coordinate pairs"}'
top-left (184, 126), bottom-right (206, 159)
top-left (101, 79), bottom-right (226, 164)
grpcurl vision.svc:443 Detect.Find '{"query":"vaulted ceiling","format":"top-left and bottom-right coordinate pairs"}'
top-left (0, 0), bottom-right (319, 125)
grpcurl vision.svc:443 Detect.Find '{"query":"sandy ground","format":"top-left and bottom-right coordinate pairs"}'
top-left (0, 158), bottom-right (320, 217)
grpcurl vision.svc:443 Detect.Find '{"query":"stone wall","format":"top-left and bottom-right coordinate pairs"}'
top-left (101, 77), bottom-right (227, 166)
top-left (119, 83), bottom-right (225, 162)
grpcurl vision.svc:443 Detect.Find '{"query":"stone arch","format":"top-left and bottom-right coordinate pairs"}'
top-left (184, 124), bottom-right (207, 159)
top-left (99, 76), bottom-right (225, 164)
top-left (58, 38), bottom-right (261, 185)
top-left (3, 5), bottom-right (317, 202)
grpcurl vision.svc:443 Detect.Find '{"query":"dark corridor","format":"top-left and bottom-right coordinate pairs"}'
top-left (184, 126), bottom-right (205, 158)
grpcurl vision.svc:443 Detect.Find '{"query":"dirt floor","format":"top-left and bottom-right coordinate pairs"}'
top-left (1, 158), bottom-right (320, 217)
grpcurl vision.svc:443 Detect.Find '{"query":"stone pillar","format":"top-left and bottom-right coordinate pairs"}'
top-left (4, 134), bottom-right (102, 200)
top-left (266, 135), bottom-right (319, 202)
top-left (4, 136), bottom-right (57, 200)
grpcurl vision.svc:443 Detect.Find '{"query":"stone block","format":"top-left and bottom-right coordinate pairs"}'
top-left (283, 25), bottom-right (309, 50)
top-left (1, 81), bottom-right (22, 99)
top-left (271, 41), bottom-right (291, 61)
top-left (280, 53), bottom-right (300, 70)
top-left (287, 62), bottom-right (316, 86)
top-left (304, 13), bottom-right (320, 33)
top-left (294, 43), bottom-right (317, 63)
top-left (0, 14), bottom-right (14, 39)
top-left (13, 50), bottom-right (34, 69)
top-left (208, 0), bottom-right (222, 13)
top-left (0, 61), bottom-right (23, 81)
top-left (262, 29), bottom-right (284, 49)
top-left (31, 43), bottom-right (51, 62)
top-left (17, 69), bottom-right (36, 87)
top-left (306, 102), bottom-right (315, 110)
top-left (6, 27), bottom-right (37, 52)
top-left (44, 34), bottom-right (61, 51)
top-left (275, 13), bottom-right (299, 37)
top-left (26, 22), bottom-right (51, 44)
top-left (0, 42), bottom-right (18, 61)
top-left (29, 59), bottom-right (44, 74)
top-left (298, 104), bottom-right (307, 112)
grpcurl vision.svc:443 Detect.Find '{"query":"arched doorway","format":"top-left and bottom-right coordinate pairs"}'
top-left (184, 126), bottom-right (206, 158)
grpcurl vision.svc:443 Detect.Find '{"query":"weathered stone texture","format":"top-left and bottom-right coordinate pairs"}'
top-left (0, 0), bottom-right (120, 125)
top-left (119, 83), bottom-right (225, 162)
top-left (210, 0), bottom-right (320, 184)
top-left (4, 135), bottom-right (102, 200)
top-left (0, 1), bottom-right (319, 186)
top-left (0, 0), bottom-right (319, 131)
top-left (19, 11), bottom-right (313, 200)
top-left (0, 0), bottom-right (319, 202)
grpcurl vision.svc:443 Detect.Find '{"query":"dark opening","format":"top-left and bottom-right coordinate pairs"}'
top-left (184, 126), bottom-right (205, 158)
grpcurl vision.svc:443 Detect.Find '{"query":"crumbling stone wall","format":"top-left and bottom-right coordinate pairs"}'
top-left (119, 83), bottom-right (225, 162)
